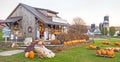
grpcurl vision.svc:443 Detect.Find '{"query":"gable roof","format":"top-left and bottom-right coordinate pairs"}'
top-left (7, 3), bottom-right (69, 26)
top-left (34, 7), bottom-right (58, 14)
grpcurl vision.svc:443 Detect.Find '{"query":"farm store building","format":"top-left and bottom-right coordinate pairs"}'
top-left (5, 3), bottom-right (69, 40)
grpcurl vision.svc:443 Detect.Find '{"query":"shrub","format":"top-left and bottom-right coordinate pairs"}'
top-left (51, 39), bottom-right (61, 45)
top-left (56, 33), bottom-right (89, 44)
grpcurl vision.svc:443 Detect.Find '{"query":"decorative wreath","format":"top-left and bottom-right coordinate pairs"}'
top-left (28, 26), bottom-right (32, 33)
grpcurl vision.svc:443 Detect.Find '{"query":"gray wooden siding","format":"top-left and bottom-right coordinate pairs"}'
top-left (10, 6), bottom-right (36, 39)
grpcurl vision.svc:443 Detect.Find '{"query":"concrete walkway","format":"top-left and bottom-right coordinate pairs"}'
top-left (0, 50), bottom-right (24, 56)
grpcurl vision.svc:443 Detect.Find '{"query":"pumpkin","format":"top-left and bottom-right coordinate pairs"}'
top-left (89, 45), bottom-right (97, 49)
top-left (91, 46), bottom-right (96, 49)
top-left (106, 42), bottom-right (110, 45)
top-left (102, 41), bottom-right (110, 45)
top-left (114, 48), bottom-right (118, 52)
top-left (29, 51), bottom-right (35, 58)
top-left (107, 50), bottom-right (114, 57)
top-left (25, 52), bottom-right (29, 58)
top-left (96, 50), bottom-right (101, 55)
top-left (64, 42), bottom-right (67, 45)
top-left (89, 45), bottom-right (93, 49)
top-left (69, 41), bottom-right (72, 45)
top-left (82, 39), bottom-right (86, 42)
top-left (101, 50), bottom-right (106, 55)
top-left (114, 42), bottom-right (120, 45)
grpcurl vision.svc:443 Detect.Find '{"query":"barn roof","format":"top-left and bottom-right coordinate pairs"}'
top-left (7, 3), bottom-right (69, 26)
top-left (21, 3), bottom-right (69, 26)
top-left (34, 7), bottom-right (58, 14)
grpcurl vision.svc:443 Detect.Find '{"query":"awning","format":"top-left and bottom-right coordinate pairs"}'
top-left (5, 16), bottom-right (23, 23)
top-left (0, 16), bottom-right (22, 23)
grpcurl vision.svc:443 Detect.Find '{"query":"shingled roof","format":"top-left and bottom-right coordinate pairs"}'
top-left (7, 3), bottom-right (69, 26)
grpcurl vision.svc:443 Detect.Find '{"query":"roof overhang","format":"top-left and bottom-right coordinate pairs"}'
top-left (0, 16), bottom-right (22, 24)
top-left (5, 16), bottom-right (23, 23)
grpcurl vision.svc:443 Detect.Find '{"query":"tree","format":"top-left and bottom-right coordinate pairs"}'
top-left (109, 27), bottom-right (115, 36)
top-left (68, 17), bottom-right (87, 34)
top-left (72, 17), bottom-right (86, 25)
top-left (57, 17), bottom-right (89, 43)
top-left (101, 27), bottom-right (107, 35)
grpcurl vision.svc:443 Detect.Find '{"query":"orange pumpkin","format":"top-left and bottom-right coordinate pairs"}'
top-left (96, 50), bottom-right (102, 55)
top-left (107, 50), bottom-right (114, 57)
top-left (89, 45), bottom-right (97, 49)
top-left (102, 41), bottom-right (110, 45)
top-left (101, 50), bottom-right (106, 55)
top-left (29, 51), bottom-right (35, 58)
top-left (114, 48), bottom-right (119, 52)
top-left (25, 52), bottom-right (29, 58)
top-left (106, 42), bottom-right (110, 45)
top-left (64, 42), bottom-right (67, 45)
top-left (69, 41), bottom-right (72, 45)
top-left (67, 42), bottom-right (70, 45)
top-left (92, 46), bottom-right (96, 49)
top-left (114, 42), bottom-right (120, 45)
top-left (89, 45), bottom-right (93, 49)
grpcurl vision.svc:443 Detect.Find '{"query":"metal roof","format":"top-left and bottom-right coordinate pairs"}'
top-left (5, 16), bottom-right (22, 23)
top-left (19, 3), bottom-right (69, 26)
top-left (34, 8), bottom-right (58, 14)
top-left (0, 16), bottom-right (22, 23)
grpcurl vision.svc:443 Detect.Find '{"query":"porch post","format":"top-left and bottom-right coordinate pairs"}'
top-left (44, 24), bottom-right (49, 40)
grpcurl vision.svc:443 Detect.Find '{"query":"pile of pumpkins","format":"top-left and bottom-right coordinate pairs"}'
top-left (64, 39), bottom-right (86, 46)
top-left (25, 51), bottom-right (35, 59)
top-left (102, 41), bottom-right (110, 45)
top-left (96, 49), bottom-right (114, 58)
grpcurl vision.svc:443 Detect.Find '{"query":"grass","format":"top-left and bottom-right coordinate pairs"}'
top-left (0, 30), bottom-right (4, 42)
top-left (0, 39), bottom-right (120, 62)
top-left (112, 36), bottom-right (120, 38)
top-left (0, 46), bottom-right (17, 52)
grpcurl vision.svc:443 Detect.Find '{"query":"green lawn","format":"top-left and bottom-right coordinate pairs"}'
top-left (0, 39), bottom-right (120, 62)
top-left (0, 30), bottom-right (4, 42)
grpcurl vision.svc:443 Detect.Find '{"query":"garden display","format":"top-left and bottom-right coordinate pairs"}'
top-left (24, 40), bottom-right (55, 58)
top-left (34, 41), bottom-right (55, 58)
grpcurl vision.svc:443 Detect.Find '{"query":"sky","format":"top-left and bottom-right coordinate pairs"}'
top-left (0, 0), bottom-right (120, 26)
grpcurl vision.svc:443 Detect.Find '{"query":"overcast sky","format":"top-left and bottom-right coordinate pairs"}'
top-left (0, 0), bottom-right (120, 26)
